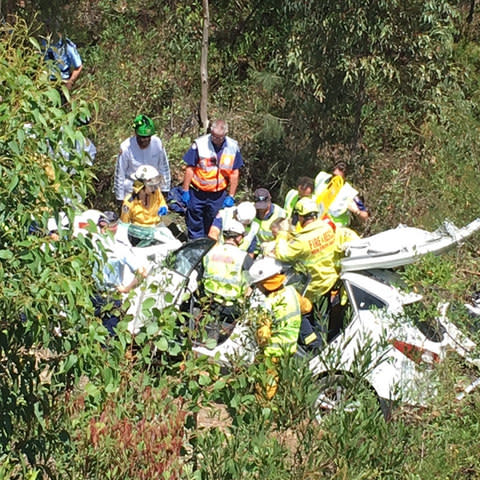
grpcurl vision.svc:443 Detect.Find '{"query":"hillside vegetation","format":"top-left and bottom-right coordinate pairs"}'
top-left (1, 1), bottom-right (480, 478)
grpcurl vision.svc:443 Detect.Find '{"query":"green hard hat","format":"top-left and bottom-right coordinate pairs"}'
top-left (133, 114), bottom-right (155, 136)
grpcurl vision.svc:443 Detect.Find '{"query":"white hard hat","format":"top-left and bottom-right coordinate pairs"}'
top-left (134, 165), bottom-right (162, 186)
top-left (47, 212), bottom-right (69, 232)
top-left (235, 201), bottom-right (256, 224)
top-left (223, 218), bottom-right (245, 237)
top-left (248, 257), bottom-right (284, 284)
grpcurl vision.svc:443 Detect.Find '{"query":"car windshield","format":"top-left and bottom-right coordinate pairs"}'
top-left (164, 237), bottom-right (215, 277)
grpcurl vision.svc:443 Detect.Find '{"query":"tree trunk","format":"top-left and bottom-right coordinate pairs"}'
top-left (467, 0), bottom-right (475, 23)
top-left (199, 0), bottom-right (209, 133)
top-left (350, 72), bottom-right (366, 157)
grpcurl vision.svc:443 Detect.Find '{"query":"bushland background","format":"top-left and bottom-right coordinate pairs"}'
top-left (1, 1), bottom-right (480, 478)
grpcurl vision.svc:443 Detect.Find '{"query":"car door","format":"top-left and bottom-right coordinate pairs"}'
top-left (127, 238), bottom-right (215, 334)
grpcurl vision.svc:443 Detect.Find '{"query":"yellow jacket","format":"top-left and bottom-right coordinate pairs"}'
top-left (275, 219), bottom-right (338, 300)
top-left (256, 285), bottom-right (307, 357)
top-left (120, 190), bottom-right (167, 226)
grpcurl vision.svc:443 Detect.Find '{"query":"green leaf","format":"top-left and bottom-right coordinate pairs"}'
top-left (17, 128), bottom-right (25, 148)
top-left (141, 297), bottom-right (156, 311)
top-left (28, 36), bottom-right (41, 51)
top-left (213, 378), bottom-right (227, 391)
top-left (0, 250), bottom-right (13, 260)
top-left (33, 402), bottom-right (46, 430)
top-left (205, 338), bottom-right (217, 349)
top-left (8, 141), bottom-right (19, 155)
top-left (154, 336), bottom-right (169, 351)
top-left (146, 322), bottom-right (159, 336)
top-left (44, 89), bottom-right (61, 106)
top-left (84, 382), bottom-right (100, 399)
top-left (105, 383), bottom-right (118, 394)
top-left (63, 354), bottom-right (78, 372)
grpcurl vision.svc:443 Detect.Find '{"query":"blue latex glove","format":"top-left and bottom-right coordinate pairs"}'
top-left (223, 195), bottom-right (235, 208)
top-left (158, 206), bottom-right (168, 216)
top-left (181, 190), bottom-right (190, 205)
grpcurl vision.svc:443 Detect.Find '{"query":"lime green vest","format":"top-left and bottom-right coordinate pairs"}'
top-left (265, 285), bottom-right (302, 357)
top-left (284, 189), bottom-right (299, 218)
top-left (254, 204), bottom-right (286, 243)
top-left (203, 243), bottom-right (247, 304)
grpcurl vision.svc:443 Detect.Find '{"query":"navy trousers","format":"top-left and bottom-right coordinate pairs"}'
top-left (186, 188), bottom-right (227, 239)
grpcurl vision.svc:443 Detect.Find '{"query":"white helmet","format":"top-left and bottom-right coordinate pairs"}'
top-left (134, 165), bottom-right (162, 187)
top-left (235, 201), bottom-right (256, 225)
top-left (248, 257), bottom-right (283, 284)
top-left (223, 218), bottom-right (245, 237)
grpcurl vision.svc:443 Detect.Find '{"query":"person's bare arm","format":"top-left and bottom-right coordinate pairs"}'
top-left (182, 166), bottom-right (194, 190)
top-left (65, 65), bottom-right (83, 90)
top-left (117, 266), bottom-right (147, 294)
top-left (228, 169), bottom-right (239, 197)
top-left (347, 200), bottom-right (369, 222)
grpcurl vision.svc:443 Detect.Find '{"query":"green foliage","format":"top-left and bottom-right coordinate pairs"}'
top-left (59, 374), bottom-right (188, 479)
top-left (0, 18), bottom-right (113, 471)
top-left (3, 2), bottom-right (480, 479)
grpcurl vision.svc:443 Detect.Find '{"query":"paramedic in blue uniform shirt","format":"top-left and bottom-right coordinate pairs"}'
top-left (181, 119), bottom-right (244, 239)
top-left (43, 33), bottom-right (83, 90)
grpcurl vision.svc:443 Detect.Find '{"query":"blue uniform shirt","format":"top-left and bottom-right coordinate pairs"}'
top-left (43, 38), bottom-right (82, 80)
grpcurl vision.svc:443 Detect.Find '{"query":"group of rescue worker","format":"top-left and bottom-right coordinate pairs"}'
top-left (103, 112), bottom-right (370, 399)
top-left (40, 29), bottom-right (371, 398)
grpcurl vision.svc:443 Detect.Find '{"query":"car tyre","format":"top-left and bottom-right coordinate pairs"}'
top-left (314, 373), bottom-right (389, 421)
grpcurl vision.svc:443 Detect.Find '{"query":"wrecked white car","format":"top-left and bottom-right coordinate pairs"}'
top-left (126, 218), bottom-right (480, 417)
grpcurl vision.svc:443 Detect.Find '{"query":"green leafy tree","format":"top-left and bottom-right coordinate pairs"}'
top-left (0, 18), bottom-right (108, 472)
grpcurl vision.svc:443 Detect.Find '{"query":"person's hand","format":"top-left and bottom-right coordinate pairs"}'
top-left (158, 206), bottom-right (168, 216)
top-left (223, 195), bottom-right (235, 208)
top-left (181, 190), bottom-right (190, 205)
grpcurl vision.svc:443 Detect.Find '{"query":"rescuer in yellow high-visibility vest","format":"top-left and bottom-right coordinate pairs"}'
top-left (202, 219), bottom-right (253, 331)
top-left (248, 257), bottom-right (316, 399)
top-left (275, 197), bottom-right (338, 302)
top-left (284, 176), bottom-right (316, 222)
top-left (253, 187), bottom-right (287, 245)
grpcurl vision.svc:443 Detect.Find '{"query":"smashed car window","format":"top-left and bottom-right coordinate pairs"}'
top-left (401, 302), bottom-right (446, 342)
top-left (350, 285), bottom-right (387, 311)
top-left (165, 238), bottom-right (215, 277)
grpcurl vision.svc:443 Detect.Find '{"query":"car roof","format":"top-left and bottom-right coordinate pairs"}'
top-left (340, 218), bottom-right (480, 273)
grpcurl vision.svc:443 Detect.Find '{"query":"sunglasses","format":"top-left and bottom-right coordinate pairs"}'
top-left (255, 195), bottom-right (269, 202)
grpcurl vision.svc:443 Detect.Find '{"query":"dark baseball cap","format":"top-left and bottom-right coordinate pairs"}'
top-left (97, 210), bottom-right (119, 227)
top-left (254, 188), bottom-right (271, 210)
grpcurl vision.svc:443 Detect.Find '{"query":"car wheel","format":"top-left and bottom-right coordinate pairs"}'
top-left (314, 373), bottom-right (389, 421)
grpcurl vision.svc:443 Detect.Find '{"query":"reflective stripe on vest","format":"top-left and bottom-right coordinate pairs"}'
top-left (191, 135), bottom-right (239, 192)
top-left (314, 171), bottom-right (358, 226)
top-left (240, 221), bottom-right (259, 251)
top-left (203, 243), bottom-right (247, 302)
top-left (265, 285), bottom-right (302, 357)
top-left (254, 204), bottom-right (286, 243)
top-left (284, 189), bottom-right (299, 218)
